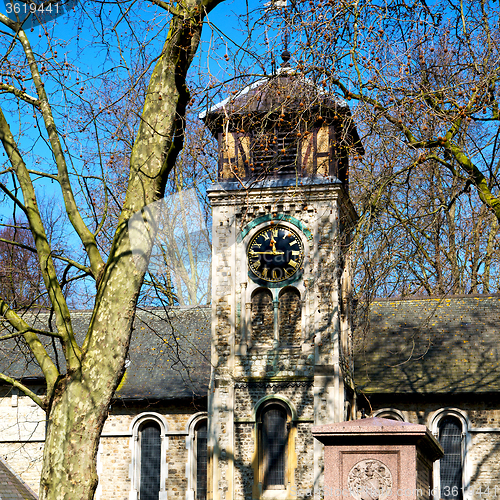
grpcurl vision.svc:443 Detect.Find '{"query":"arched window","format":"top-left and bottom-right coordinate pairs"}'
top-left (278, 287), bottom-right (301, 345)
top-left (430, 410), bottom-right (468, 500)
top-left (139, 421), bottom-right (162, 500)
top-left (257, 401), bottom-right (293, 490)
top-left (187, 414), bottom-right (208, 500)
top-left (251, 289), bottom-right (274, 346)
top-left (130, 413), bottom-right (168, 500)
top-left (263, 406), bottom-right (287, 487)
top-left (195, 420), bottom-right (208, 500)
top-left (373, 408), bottom-right (405, 422)
top-left (439, 417), bottom-right (463, 500)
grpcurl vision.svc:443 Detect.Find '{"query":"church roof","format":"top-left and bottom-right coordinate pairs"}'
top-left (2, 294), bottom-right (500, 400)
top-left (200, 69), bottom-right (364, 155)
top-left (354, 294), bottom-right (500, 394)
top-left (0, 307), bottom-right (211, 401)
top-left (200, 68), bottom-right (348, 120)
top-left (0, 457), bottom-right (38, 499)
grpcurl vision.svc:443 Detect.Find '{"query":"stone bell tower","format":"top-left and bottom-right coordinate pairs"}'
top-left (202, 59), bottom-right (363, 500)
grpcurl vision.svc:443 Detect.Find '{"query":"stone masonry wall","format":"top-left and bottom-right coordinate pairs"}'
top-left (0, 387), bottom-right (45, 495)
top-left (0, 394), bottom-right (203, 500)
top-left (366, 400), bottom-right (500, 500)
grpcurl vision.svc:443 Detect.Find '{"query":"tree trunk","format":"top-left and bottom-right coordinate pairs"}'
top-left (40, 375), bottom-right (106, 500)
top-left (35, 0), bottom-right (223, 497)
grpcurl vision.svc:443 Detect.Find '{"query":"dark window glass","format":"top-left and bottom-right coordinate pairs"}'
top-left (439, 417), bottom-right (463, 500)
top-left (263, 407), bottom-right (287, 487)
top-left (140, 421), bottom-right (161, 500)
top-left (196, 421), bottom-right (208, 500)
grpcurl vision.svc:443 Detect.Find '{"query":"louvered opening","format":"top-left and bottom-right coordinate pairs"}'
top-left (251, 127), bottom-right (299, 178)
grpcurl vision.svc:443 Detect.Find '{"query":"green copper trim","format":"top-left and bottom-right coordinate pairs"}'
top-left (237, 214), bottom-right (313, 242)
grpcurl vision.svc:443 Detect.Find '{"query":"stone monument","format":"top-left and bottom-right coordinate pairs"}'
top-left (312, 417), bottom-right (443, 500)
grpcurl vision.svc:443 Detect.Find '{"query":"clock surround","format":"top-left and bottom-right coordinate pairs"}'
top-left (247, 224), bottom-right (305, 287)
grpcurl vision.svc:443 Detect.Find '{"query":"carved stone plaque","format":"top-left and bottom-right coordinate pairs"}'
top-left (348, 459), bottom-right (393, 500)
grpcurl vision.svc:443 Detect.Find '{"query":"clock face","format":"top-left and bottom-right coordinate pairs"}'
top-left (247, 225), bottom-right (305, 283)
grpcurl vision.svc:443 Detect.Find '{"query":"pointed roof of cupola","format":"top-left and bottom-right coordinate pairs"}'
top-left (201, 67), bottom-right (344, 117)
top-left (200, 67), bottom-right (364, 155)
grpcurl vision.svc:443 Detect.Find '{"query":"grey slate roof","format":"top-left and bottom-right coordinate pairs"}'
top-left (354, 294), bottom-right (500, 394)
top-left (3, 294), bottom-right (500, 400)
top-left (0, 307), bottom-right (211, 401)
top-left (0, 458), bottom-right (38, 499)
top-left (117, 307), bottom-right (211, 400)
top-left (200, 69), bottom-right (349, 120)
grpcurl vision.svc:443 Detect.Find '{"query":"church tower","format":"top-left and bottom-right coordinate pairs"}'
top-left (203, 57), bottom-right (363, 500)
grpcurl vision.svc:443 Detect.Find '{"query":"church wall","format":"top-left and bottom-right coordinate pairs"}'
top-left (96, 403), bottom-right (202, 500)
top-left (208, 183), bottom-right (356, 500)
top-left (0, 392), bottom-right (204, 499)
top-left (0, 387), bottom-right (45, 495)
top-left (365, 398), bottom-right (500, 500)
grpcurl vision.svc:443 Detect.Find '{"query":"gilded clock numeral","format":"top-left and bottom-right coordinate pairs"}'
top-left (247, 224), bottom-right (304, 283)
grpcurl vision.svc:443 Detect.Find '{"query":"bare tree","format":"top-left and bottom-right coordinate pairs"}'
top-left (0, 0), bottom-right (223, 498)
top-left (249, 0), bottom-right (500, 299)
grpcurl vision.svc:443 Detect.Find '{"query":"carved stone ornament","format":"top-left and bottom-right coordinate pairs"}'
top-left (347, 459), bottom-right (392, 500)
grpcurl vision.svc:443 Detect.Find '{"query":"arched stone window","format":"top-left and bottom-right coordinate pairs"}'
top-left (439, 417), bottom-right (463, 500)
top-left (251, 288), bottom-right (274, 346)
top-left (195, 420), bottom-right (208, 500)
top-left (187, 414), bottom-right (208, 500)
top-left (255, 399), bottom-right (296, 493)
top-left (130, 413), bottom-right (168, 500)
top-left (139, 421), bottom-right (161, 499)
top-left (278, 287), bottom-right (301, 345)
top-left (429, 410), bottom-right (469, 500)
top-left (372, 408), bottom-right (406, 422)
top-left (262, 405), bottom-right (287, 487)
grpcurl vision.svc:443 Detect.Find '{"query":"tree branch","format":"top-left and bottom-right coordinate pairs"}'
top-left (0, 371), bottom-right (44, 408)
